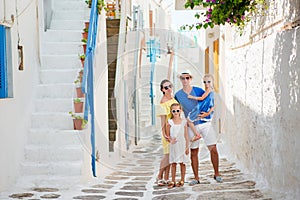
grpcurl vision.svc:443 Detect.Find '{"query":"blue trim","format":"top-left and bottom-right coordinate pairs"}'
top-left (0, 25), bottom-right (8, 98)
top-left (82, 0), bottom-right (98, 177)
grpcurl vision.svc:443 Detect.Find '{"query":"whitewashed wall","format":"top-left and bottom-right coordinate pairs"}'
top-left (221, 0), bottom-right (300, 198)
top-left (0, 0), bottom-right (40, 191)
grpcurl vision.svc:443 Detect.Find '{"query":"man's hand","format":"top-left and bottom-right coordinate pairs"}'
top-left (198, 111), bottom-right (208, 119)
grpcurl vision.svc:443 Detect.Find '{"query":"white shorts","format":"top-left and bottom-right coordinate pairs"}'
top-left (188, 122), bottom-right (217, 149)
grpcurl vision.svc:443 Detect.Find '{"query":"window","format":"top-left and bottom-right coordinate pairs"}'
top-left (0, 25), bottom-right (8, 98)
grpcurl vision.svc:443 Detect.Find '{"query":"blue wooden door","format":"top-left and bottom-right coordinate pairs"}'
top-left (0, 25), bottom-right (8, 98)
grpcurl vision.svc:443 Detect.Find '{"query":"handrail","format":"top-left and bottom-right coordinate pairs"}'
top-left (82, 0), bottom-right (98, 177)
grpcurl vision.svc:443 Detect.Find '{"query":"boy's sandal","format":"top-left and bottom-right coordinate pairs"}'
top-left (176, 180), bottom-right (184, 187)
top-left (157, 179), bottom-right (165, 186)
top-left (167, 182), bottom-right (176, 189)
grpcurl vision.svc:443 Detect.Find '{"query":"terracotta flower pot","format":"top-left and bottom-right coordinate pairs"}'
top-left (74, 101), bottom-right (83, 113)
top-left (73, 119), bottom-right (83, 130)
top-left (76, 87), bottom-right (85, 98)
top-left (82, 32), bottom-right (88, 39)
top-left (83, 44), bottom-right (86, 54)
top-left (85, 22), bottom-right (89, 29)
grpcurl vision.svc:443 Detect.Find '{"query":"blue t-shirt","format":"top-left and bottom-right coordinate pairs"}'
top-left (175, 86), bottom-right (214, 125)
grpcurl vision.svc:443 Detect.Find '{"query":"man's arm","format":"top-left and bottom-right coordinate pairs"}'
top-left (198, 105), bottom-right (215, 118)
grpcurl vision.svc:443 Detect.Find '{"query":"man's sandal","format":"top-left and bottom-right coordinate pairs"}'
top-left (167, 181), bottom-right (176, 189)
top-left (176, 180), bottom-right (184, 187)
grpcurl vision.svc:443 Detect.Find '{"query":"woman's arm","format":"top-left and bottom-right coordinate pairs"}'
top-left (160, 115), bottom-right (169, 141)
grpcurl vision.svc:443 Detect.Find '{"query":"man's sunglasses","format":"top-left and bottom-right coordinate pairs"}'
top-left (180, 76), bottom-right (191, 80)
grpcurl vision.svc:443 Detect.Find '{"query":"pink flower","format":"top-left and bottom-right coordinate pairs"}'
top-left (208, 8), bottom-right (212, 12)
top-left (207, 13), bottom-right (211, 19)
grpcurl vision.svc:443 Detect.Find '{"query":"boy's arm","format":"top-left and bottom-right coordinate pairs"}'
top-left (188, 89), bottom-right (210, 100)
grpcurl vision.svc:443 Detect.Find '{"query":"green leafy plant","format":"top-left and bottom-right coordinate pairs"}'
top-left (79, 54), bottom-right (85, 60)
top-left (182, 0), bottom-right (268, 33)
top-left (73, 98), bottom-right (82, 103)
top-left (81, 38), bottom-right (87, 44)
top-left (85, 0), bottom-right (108, 14)
top-left (69, 111), bottom-right (87, 129)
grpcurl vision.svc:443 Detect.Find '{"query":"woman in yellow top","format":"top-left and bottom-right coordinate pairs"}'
top-left (156, 79), bottom-right (178, 186)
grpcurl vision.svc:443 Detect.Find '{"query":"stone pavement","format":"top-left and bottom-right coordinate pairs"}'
top-left (1, 133), bottom-right (272, 200)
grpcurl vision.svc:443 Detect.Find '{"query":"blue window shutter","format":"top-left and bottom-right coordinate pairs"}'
top-left (0, 25), bottom-right (8, 98)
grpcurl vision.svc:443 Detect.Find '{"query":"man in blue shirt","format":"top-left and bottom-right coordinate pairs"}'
top-left (175, 70), bottom-right (222, 185)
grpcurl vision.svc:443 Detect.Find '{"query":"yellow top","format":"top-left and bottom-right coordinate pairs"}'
top-left (156, 98), bottom-right (178, 154)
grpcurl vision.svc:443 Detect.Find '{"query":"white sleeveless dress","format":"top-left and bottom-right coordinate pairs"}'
top-left (168, 118), bottom-right (189, 164)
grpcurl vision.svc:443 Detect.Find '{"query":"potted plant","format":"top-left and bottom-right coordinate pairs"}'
top-left (79, 54), bottom-right (85, 67)
top-left (81, 38), bottom-right (87, 54)
top-left (73, 98), bottom-right (84, 113)
top-left (85, 21), bottom-right (89, 29)
top-left (69, 111), bottom-right (87, 130)
top-left (82, 28), bottom-right (88, 39)
top-left (74, 79), bottom-right (85, 98)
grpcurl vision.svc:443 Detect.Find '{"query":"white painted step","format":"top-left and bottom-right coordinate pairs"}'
top-left (42, 42), bottom-right (84, 55)
top-left (50, 20), bottom-right (87, 30)
top-left (15, 175), bottom-right (82, 189)
top-left (52, 11), bottom-right (89, 20)
top-left (41, 55), bottom-right (81, 69)
top-left (34, 98), bottom-right (73, 112)
top-left (36, 84), bottom-right (74, 98)
top-left (44, 30), bottom-right (82, 42)
top-left (28, 129), bottom-right (84, 146)
top-left (24, 145), bottom-right (83, 162)
top-left (40, 68), bottom-right (79, 84)
top-left (53, 0), bottom-right (89, 11)
top-left (31, 113), bottom-right (75, 129)
top-left (20, 161), bottom-right (83, 176)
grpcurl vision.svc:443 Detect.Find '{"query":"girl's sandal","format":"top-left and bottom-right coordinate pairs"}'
top-left (167, 181), bottom-right (175, 189)
top-left (176, 180), bottom-right (184, 187)
top-left (157, 179), bottom-right (165, 186)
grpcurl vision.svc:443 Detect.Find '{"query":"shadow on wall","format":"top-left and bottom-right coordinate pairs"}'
top-left (222, 27), bottom-right (300, 200)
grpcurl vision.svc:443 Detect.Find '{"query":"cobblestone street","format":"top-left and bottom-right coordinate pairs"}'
top-left (1, 130), bottom-right (273, 200)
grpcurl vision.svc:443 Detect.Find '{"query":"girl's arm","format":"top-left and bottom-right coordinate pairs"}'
top-left (184, 123), bottom-right (189, 155)
top-left (165, 121), bottom-right (171, 143)
top-left (188, 89), bottom-right (210, 100)
top-left (160, 115), bottom-right (169, 141)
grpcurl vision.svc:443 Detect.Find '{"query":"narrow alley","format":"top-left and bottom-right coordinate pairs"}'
top-left (1, 127), bottom-right (272, 200)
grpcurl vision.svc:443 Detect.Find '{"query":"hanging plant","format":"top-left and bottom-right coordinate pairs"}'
top-left (182, 0), bottom-right (268, 33)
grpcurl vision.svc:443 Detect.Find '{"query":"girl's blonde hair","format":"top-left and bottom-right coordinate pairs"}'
top-left (170, 103), bottom-right (181, 118)
top-left (203, 74), bottom-right (214, 91)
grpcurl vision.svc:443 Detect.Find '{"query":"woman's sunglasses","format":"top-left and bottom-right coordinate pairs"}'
top-left (171, 109), bottom-right (180, 113)
top-left (163, 85), bottom-right (172, 90)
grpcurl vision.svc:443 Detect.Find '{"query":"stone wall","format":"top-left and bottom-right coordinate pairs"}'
top-left (221, 1), bottom-right (300, 198)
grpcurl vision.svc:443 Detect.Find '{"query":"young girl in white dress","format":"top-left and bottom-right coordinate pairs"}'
top-left (166, 103), bottom-right (189, 188)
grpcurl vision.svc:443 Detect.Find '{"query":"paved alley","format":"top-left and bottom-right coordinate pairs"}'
top-left (1, 131), bottom-right (272, 200)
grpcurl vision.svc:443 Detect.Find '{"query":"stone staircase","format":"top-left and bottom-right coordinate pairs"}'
top-left (18, 0), bottom-right (90, 187)
top-left (106, 19), bottom-right (120, 152)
